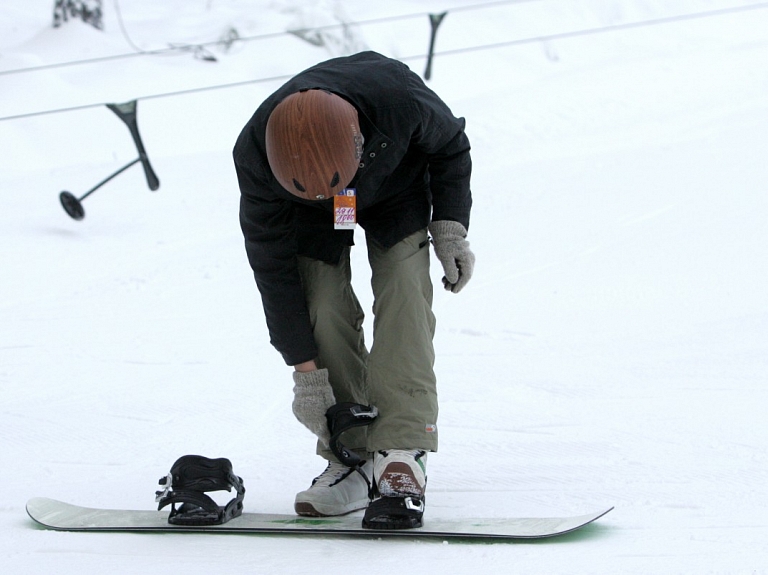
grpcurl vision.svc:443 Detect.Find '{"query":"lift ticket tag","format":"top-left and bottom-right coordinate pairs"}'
top-left (334, 188), bottom-right (357, 230)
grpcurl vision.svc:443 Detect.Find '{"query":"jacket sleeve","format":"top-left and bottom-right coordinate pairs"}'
top-left (235, 157), bottom-right (318, 366)
top-left (406, 74), bottom-right (473, 230)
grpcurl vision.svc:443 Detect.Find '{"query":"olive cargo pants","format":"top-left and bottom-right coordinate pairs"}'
top-left (297, 229), bottom-right (438, 460)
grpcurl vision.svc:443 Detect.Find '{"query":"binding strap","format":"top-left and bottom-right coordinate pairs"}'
top-left (155, 455), bottom-right (245, 525)
top-left (325, 403), bottom-right (378, 467)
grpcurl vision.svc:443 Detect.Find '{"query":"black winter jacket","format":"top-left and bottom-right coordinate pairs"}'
top-left (234, 51), bottom-right (472, 365)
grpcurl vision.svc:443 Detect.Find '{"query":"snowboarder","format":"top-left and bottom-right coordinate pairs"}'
top-left (233, 51), bottom-right (474, 529)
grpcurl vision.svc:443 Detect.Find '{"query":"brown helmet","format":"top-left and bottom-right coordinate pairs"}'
top-left (265, 89), bottom-right (362, 200)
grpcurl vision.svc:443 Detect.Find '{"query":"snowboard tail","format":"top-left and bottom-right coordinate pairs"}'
top-left (27, 497), bottom-right (612, 540)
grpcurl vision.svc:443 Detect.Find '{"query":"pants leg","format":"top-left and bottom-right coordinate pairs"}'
top-left (366, 229), bottom-right (438, 452)
top-left (297, 250), bottom-right (370, 459)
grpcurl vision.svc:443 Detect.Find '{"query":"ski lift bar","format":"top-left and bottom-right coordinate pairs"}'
top-left (59, 99), bottom-right (159, 220)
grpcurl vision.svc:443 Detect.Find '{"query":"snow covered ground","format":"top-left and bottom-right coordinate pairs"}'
top-left (2, 0), bottom-right (768, 573)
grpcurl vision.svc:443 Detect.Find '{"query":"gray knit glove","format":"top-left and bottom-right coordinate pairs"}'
top-left (292, 368), bottom-right (336, 447)
top-left (429, 220), bottom-right (475, 293)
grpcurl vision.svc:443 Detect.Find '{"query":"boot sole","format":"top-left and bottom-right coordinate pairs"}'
top-left (294, 499), bottom-right (369, 517)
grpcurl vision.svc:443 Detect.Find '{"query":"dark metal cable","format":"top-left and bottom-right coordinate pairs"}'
top-left (1, 1), bottom-right (767, 123)
top-left (400, 1), bottom-right (768, 62)
top-left (0, 72), bottom-right (297, 122)
top-left (0, 0), bottom-right (540, 77)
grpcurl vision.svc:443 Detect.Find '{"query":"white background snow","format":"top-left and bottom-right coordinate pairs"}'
top-left (2, 0), bottom-right (767, 573)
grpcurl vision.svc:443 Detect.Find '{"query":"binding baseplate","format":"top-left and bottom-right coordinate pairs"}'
top-left (155, 455), bottom-right (245, 525)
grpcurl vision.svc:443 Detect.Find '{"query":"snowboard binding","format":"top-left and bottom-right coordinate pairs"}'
top-left (155, 455), bottom-right (245, 526)
top-left (326, 402), bottom-right (378, 497)
top-left (363, 495), bottom-right (425, 530)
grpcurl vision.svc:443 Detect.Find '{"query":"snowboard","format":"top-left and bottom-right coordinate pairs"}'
top-left (27, 497), bottom-right (612, 540)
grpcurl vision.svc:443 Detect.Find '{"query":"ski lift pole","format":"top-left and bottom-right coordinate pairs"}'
top-left (106, 101), bottom-right (159, 192)
top-left (424, 12), bottom-right (448, 81)
top-left (59, 99), bottom-right (160, 221)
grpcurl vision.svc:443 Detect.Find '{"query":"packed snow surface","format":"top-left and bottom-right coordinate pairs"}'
top-left (2, 1), bottom-right (767, 573)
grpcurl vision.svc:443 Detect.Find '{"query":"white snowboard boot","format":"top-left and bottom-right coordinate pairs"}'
top-left (374, 449), bottom-right (427, 498)
top-left (363, 449), bottom-right (428, 530)
top-left (294, 460), bottom-right (372, 517)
